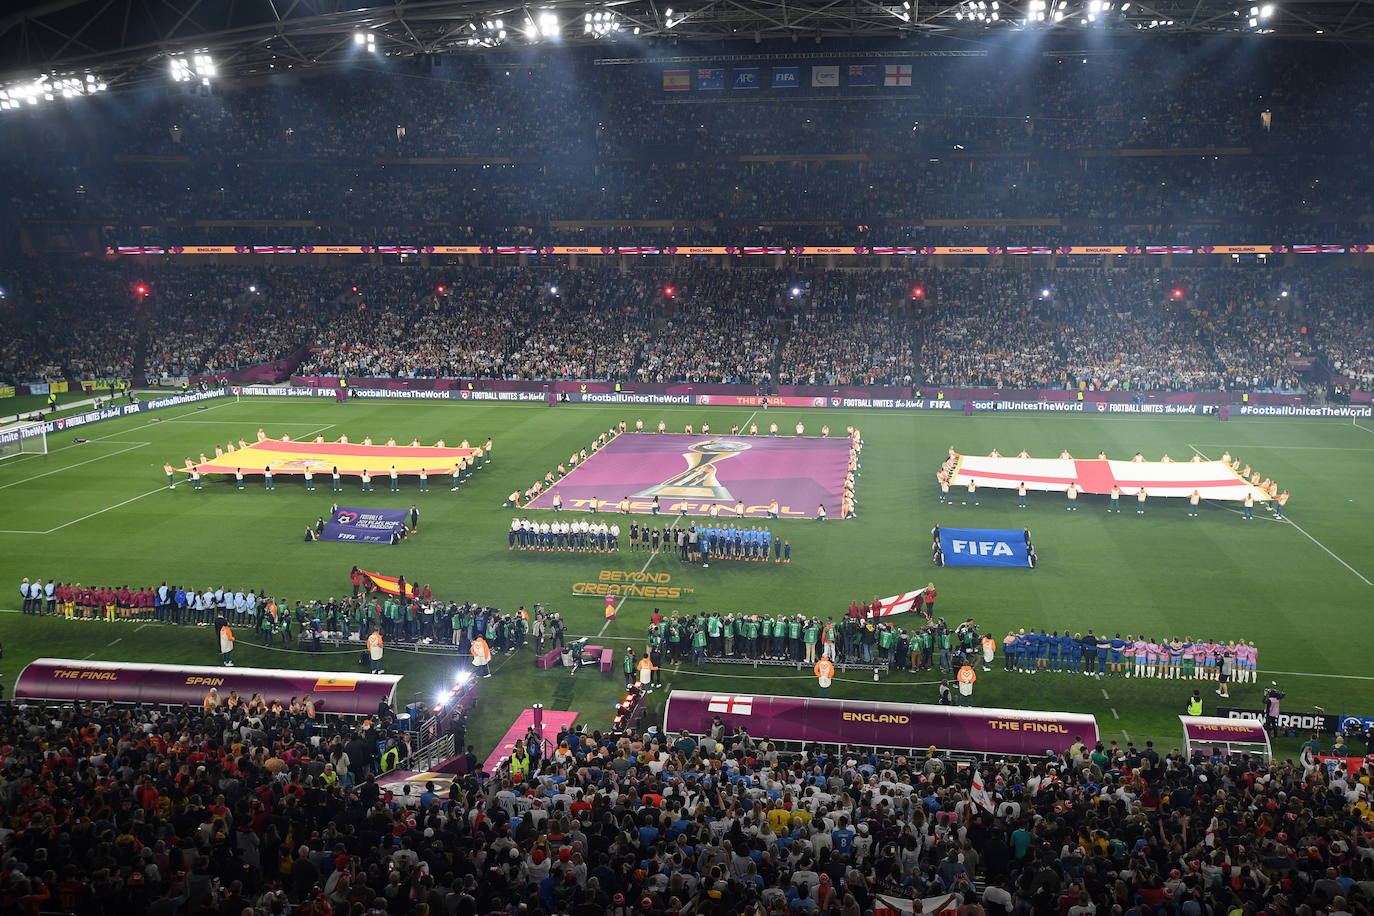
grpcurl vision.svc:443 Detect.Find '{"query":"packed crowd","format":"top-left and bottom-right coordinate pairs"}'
top-left (13, 664), bottom-right (1367, 916)
top-left (4, 45), bottom-right (1374, 246)
top-left (1, 261), bottom-right (1370, 394)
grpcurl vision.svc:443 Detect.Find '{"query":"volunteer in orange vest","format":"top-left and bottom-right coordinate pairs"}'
top-left (637, 653), bottom-right (659, 689)
top-left (604, 594), bottom-right (617, 622)
top-left (956, 663), bottom-right (976, 706)
top-left (367, 628), bottom-right (384, 674)
top-left (1188, 490), bottom-right (1201, 518)
top-left (219, 621), bottom-right (235, 667)
top-left (981, 634), bottom-right (996, 672)
top-left (471, 635), bottom-right (493, 678)
top-left (814, 657), bottom-right (835, 698)
top-left (1242, 490), bottom-right (1254, 520)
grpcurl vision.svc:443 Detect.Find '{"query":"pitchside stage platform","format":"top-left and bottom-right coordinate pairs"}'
top-left (184, 437), bottom-right (481, 478)
top-left (949, 454), bottom-right (1271, 501)
top-left (528, 433), bottom-right (853, 519)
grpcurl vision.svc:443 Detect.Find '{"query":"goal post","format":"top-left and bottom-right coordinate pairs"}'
top-left (0, 420), bottom-right (48, 461)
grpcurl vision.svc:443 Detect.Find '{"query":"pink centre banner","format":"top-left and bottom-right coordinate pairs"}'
top-left (527, 433), bottom-right (852, 519)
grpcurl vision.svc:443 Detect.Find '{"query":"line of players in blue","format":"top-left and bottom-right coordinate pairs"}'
top-left (695, 525), bottom-right (787, 563)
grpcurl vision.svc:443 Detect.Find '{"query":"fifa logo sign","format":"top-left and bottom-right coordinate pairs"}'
top-left (951, 540), bottom-right (1014, 556)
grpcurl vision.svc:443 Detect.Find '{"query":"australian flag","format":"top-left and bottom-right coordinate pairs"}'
top-left (697, 68), bottom-right (725, 90)
top-left (847, 64), bottom-right (879, 86)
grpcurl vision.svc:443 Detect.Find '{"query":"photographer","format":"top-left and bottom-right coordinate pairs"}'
top-left (1263, 683), bottom-right (1285, 732)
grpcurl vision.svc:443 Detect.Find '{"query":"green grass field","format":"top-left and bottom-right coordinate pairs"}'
top-left (1, 395), bottom-right (1372, 760)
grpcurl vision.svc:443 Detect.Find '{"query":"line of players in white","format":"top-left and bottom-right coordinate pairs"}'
top-left (508, 517), bottom-right (621, 552)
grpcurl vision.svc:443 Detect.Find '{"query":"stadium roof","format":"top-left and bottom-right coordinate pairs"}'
top-left (0, 0), bottom-right (1369, 93)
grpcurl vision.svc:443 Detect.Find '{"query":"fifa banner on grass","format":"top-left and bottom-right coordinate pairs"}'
top-left (321, 507), bottom-right (408, 544)
top-left (937, 528), bottom-right (1031, 568)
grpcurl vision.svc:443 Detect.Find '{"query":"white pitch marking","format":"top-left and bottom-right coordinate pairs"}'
top-left (0, 442), bottom-right (150, 490)
top-left (39, 485), bottom-right (171, 534)
top-left (1190, 443), bottom-right (1370, 583)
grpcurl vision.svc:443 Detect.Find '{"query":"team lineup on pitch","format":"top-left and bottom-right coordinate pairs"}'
top-left (2, 397), bottom-right (1373, 760)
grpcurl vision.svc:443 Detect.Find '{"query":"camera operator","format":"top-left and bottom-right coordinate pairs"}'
top-left (1263, 682), bottom-right (1286, 732)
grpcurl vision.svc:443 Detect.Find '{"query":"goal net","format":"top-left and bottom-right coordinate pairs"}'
top-left (0, 420), bottom-right (48, 461)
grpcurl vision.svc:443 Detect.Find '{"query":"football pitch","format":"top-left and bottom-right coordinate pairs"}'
top-left (1, 394), bottom-right (1372, 760)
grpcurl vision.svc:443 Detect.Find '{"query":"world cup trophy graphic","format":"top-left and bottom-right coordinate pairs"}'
top-left (634, 438), bottom-right (752, 501)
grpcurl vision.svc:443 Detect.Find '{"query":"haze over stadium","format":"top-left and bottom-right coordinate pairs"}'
top-left (2, 1), bottom-right (1374, 913)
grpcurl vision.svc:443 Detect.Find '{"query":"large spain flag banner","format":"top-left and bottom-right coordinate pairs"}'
top-left (358, 570), bottom-right (417, 598)
top-left (949, 455), bottom-right (1269, 502)
top-left (186, 438), bottom-right (480, 478)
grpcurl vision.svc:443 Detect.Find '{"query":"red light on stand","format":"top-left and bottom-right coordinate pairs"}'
top-left (911, 287), bottom-right (924, 299)
top-left (1171, 289), bottom-right (1184, 299)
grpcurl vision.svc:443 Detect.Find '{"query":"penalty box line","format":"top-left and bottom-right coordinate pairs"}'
top-left (0, 423), bottom-right (338, 536)
top-left (1189, 444), bottom-right (1372, 587)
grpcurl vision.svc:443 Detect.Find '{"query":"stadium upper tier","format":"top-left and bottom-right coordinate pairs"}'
top-left (0, 45), bottom-right (1370, 244)
top-left (0, 263), bottom-right (1369, 393)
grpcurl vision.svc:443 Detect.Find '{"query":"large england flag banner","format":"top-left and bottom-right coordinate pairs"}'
top-left (938, 528), bottom-right (1031, 568)
top-left (873, 587), bottom-right (928, 617)
top-left (949, 455), bottom-right (1270, 501)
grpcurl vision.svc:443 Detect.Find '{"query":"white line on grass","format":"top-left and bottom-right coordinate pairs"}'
top-left (0, 442), bottom-right (150, 490)
top-left (1188, 444), bottom-right (1374, 451)
top-left (1265, 669), bottom-right (1374, 681)
top-left (1189, 444), bottom-right (1366, 574)
top-left (1122, 730), bottom-right (1132, 742)
top-left (596, 518), bottom-right (683, 637)
top-left (106, 638), bottom-right (121, 647)
top-left (1283, 519), bottom-right (1374, 586)
top-left (40, 485), bottom-right (171, 534)
top-left (1101, 689), bottom-right (1110, 699)
top-left (1111, 707), bottom-right (1119, 719)
top-left (1354, 420), bottom-right (1374, 437)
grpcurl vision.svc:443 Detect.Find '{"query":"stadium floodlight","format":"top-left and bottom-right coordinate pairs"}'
top-left (1261, 3), bottom-right (1274, 14)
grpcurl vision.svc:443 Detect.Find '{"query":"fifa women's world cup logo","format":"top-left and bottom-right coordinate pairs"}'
top-left (635, 438), bottom-right (752, 501)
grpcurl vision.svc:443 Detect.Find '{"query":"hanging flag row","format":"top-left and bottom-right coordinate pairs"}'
top-left (110, 244), bottom-right (1372, 257)
top-left (663, 63), bottom-right (913, 91)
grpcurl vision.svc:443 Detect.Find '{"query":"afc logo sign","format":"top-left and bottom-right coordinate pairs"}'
top-left (950, 539), bottom-right (1014, 556)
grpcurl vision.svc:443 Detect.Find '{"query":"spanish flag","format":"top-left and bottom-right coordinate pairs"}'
top-left (358, 570), bottom-right (418, 598)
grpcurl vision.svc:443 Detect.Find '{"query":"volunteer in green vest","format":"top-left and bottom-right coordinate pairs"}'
top-left (878, 624), bottom-right (896, 666)
top-left (803, 619), bottom-right (820, 663)
top-left (691, 626), bottom-right (707, 665)
top-left (787, 616), bottom-right (803, 661)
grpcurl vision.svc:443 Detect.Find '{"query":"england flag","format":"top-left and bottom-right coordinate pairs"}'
top-left (884, 64), bottom-right (912, 87)
top-left (707, 695), bottom-right (753, 715)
